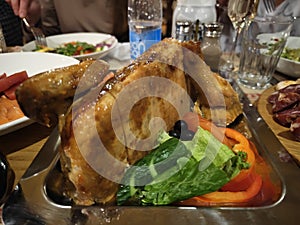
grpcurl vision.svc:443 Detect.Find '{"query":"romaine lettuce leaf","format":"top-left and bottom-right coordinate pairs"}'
top-left (117, 127), bottom-right (248, 206)
top-left (184, 127), bottom-right (235, 168)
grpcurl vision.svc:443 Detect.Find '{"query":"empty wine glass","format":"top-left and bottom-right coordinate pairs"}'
top-left (219, 0), bottom-right (260, 82)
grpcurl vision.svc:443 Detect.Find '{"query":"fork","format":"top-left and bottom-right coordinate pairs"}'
top-left (262, 0), bottom-right (276, 14)
top-left (23, 18), bottom-right (47, 48)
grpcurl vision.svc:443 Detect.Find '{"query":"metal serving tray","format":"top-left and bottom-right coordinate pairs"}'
top-left (2, 84), bottom-right (300, 225)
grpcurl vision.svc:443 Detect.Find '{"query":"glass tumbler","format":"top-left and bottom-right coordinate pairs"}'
top-left (238, 15), bottom-right (294, 89)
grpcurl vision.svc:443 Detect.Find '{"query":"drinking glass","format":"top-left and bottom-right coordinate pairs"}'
top-left (238, 15), bottom-right (294, 89)
top-left (219, 0), bottom-right (259, 81)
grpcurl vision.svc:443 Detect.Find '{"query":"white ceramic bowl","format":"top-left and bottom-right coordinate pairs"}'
top-left (0, 52), bottom-right (79, 135)
top-left (22, 32), bottom-right (118, 60)
top-left (276, 36), bottom-right (300, 78)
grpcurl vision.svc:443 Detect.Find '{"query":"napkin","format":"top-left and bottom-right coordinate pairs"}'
top-left (104, 42), bottom-right (131, 70)
top-left (108, 42), bottom-right (131, 61)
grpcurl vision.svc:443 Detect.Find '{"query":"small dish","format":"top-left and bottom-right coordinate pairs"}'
top-left (22, 32), bottom-right (118, 60)
top-left (276, 36), bottom-right (300, 78)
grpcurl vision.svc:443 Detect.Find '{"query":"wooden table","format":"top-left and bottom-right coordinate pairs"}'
top-left (0, 123), bottom-right (53, 185)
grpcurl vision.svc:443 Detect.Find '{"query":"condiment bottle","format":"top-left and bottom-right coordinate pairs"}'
top-left (201, 22), bottom-right (223, 72)
top-left (171, 0), bottom-right (217, 39)
top-left (174, 20), bottom-right (192, 41)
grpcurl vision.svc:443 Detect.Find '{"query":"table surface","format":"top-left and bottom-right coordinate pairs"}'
top-left (0, 123), bottom-right (53, 185)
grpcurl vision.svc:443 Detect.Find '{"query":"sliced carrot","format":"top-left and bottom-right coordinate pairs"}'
top-left (187, 173), bottom-right (263, 206)
top-left (220, 128), bottom-right (256, 191)
top-left (0, 71), bottom-right (28, 93)
top-left (182, 112), bottom-right (259, 193)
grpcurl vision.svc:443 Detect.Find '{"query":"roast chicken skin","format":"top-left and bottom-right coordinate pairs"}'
top-left (16, 60), bottom-right (110, 127)
top-left (16, 38), bottom-right (242, 205)
top-left (60, 39), bottom-right (191, 205)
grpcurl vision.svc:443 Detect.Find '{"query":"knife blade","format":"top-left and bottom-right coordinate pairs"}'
top-left (22, 126), bottom-right (60, 179)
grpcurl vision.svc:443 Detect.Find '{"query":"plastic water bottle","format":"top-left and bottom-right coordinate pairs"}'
top-left (171, 0), bottom-right (217, 40)
top-left (128, 0), bottom-right (162, 59)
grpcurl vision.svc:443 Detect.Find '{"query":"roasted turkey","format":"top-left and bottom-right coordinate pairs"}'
top-left (16, 38), bottom-right (242, 205)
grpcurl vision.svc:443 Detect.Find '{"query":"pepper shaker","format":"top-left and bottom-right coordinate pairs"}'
top-left (175, 20), bottom-right (193, 41)
top-left (201, 22), bottom-right (223, 72)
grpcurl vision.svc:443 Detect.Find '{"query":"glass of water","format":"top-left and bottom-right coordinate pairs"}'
top-left (238, 15), bottom-right (294, 89)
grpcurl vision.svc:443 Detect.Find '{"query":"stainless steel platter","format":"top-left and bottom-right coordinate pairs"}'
top-left (2, 83), bottom-right (300, 225)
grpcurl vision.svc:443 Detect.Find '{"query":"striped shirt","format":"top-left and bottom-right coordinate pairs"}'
top-left (0, 0), bottom-right (23, 46)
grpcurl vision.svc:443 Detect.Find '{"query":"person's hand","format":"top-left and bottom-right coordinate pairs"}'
top-left (5, 0), bottom-right (41, 25)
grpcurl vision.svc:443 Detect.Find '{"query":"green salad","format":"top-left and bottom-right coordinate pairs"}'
top-left (35, 41), bottom-right (112, 56)
top-left (117, 127), bottom-right (249, 206)
top-left (281, 47), bottom-right (300, 62)
top-left (266, 37), bottom-right (300, 62)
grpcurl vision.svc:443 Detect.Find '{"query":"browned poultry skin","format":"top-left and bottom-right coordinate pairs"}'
top-left (16, 59), bottom-right (109, 127)
top-left (179, 40), bottom-right (242, 126)
top-left (16, 38), bottom-right (242, 206)
top-left (60, 39), bottom-right (190, 205)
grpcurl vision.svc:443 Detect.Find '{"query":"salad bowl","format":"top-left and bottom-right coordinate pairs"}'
top-left (276, 36), bottom-right (300, 78)
top-left (22, 32), bottom-right (118, 60)
top-left (0, 52), bottom-right (79, 135)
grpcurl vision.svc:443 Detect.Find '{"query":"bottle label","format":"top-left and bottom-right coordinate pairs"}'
top-left (129, 27), bottom-right (161, 59)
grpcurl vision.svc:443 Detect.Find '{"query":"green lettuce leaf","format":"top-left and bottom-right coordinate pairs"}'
top-left (117, 127), bottom-right (248, 206)
top-left (184, 127), bottom-right (235, 169)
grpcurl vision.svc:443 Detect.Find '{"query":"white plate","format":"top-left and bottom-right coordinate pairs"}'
top-left (0, 52), bottom-right (79, 135)
top-left (22, 32), bottom-right (118, 60)
top-left (276, 36), bottom-right (300, 78)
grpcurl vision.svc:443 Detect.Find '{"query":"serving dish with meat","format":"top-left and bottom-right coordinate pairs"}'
top-left (2, 39), bottom-right (300, 225)
top-left (0, 71), bottom-right (28, 125)
top-left (266, 80), bottom-right (300, 141)
top-left (257, 79), bottom-right (300, 164)
top-left (0, 52), bottom-right (79, 135)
